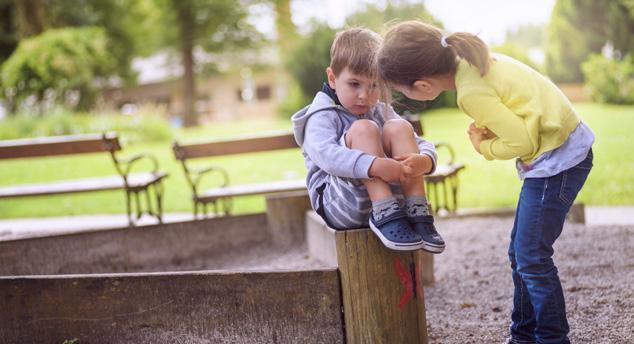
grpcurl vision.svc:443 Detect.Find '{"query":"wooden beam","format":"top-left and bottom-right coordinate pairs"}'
top-left (265, 190), bottom-right (311, 248)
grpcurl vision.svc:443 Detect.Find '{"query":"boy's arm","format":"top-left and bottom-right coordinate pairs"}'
top-left (303, 112), bottom-right (375, 179)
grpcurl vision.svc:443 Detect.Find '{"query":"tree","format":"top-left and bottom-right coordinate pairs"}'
top-left (1, 27), bottom-right (117, 112)
top-left (158, 0), bottom-right (261, 126)
top-left (546, 0), bottom-right (634, 82)
top-left (287, 1), bottom-right (444, 113)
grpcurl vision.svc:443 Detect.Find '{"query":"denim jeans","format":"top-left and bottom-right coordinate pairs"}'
top-left (509, 149), bottom-right (593, 344)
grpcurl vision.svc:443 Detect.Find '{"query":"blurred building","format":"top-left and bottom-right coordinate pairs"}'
top-left (101, 47), bottom-right (289, 123)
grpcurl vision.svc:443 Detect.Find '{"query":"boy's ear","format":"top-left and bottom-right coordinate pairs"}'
top-left (326, 67), bottom-right (336, 89)
top-left (413, 79), bottom-right (432, 93)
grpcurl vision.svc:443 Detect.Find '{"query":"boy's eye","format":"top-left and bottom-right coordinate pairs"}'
top-left (349, 81), bottom-right (360, 87)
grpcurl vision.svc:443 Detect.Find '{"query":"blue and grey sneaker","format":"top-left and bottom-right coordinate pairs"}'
top-left (408, 215), bottom-right (445, 253)
top-left (369, 209), bottom-right (424, 251)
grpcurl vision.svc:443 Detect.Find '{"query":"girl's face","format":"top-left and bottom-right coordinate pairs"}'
top-left (327, 67), bottom-right (379, 115)
top-left (392, 79), bottom-right (442, 102)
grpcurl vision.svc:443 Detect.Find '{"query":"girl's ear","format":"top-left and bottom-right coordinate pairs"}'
top-left (326, 67), bottom-right (337, 89)
top-left (413, 79), bottom-right (433, 93)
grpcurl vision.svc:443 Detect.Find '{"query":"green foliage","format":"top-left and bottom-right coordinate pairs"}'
top-left (582, 53), bottom-right (634, 104)
top-left (286, 2), bottom-right (443, 112)
top-left (0, 27), bottom-right (117, 110)
top-left (45, 0), bottom-right (164, 83)
top-left (0, 106), bottom-right (173, 142)
top-left (345, 1), bottom-right (442, 33)
top-left (286, 22), bottom-right (335, 101)
top-left (277, 78), bottom-right (309, 119)
top-left (492, 43), bottom-right (541, 71)
top-left (505, 24), bottom-right (544, 48)
top-left (545, 0), bottom-right (634, 83)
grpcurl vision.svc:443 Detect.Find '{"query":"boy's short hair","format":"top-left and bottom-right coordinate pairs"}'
top-left (330, 28), bottom-right (382, 77)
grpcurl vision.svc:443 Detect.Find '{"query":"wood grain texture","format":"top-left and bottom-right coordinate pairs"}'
top-left (335, 229), bottom-right (428, 344)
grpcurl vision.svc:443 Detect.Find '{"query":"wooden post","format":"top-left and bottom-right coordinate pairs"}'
top-left (415, 251), bottom-right (435, 286)
top-left (568, 203), bottom-right (586, 224)
top-left (265, 190), bottom-right (311, 247)
top-left (335, 229), bottom-right (428, 344)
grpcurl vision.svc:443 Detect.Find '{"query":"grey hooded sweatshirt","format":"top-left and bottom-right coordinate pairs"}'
top-left (292, 91), bottom-right (437, 212)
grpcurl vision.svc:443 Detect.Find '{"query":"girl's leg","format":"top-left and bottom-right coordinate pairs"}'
top-left (345, 119), bottom-right (393, 200)
top-left (512, 150), bottom-right (592, 344)
top-left (509, 198), bottom-right (537, 343)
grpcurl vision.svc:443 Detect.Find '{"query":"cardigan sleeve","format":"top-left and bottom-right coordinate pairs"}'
top-left (459, 90), bottom-right (537, 161)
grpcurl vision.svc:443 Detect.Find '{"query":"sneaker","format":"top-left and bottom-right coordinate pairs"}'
top-left (369, 209), bottom-right (424, 251)
top-left (408, 215), bottom-right (445, 253)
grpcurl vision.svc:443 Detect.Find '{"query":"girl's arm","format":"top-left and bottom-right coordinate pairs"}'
top-left (459, 91), bottom-right (537, 160)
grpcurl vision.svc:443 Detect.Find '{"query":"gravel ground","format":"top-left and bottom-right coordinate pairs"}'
top-left (425, 216), bottom-right (634, 344)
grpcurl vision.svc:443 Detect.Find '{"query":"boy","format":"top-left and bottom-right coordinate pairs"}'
top-left (291, 27), bottom-right (445, 253)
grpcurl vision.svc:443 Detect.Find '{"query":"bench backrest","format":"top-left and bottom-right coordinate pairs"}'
top-left (173, 130), bottom-right (298, 160)
top-left (172, 117), bottom-right (423, 161)
top-left (0, 133), bottom-right (121, 160)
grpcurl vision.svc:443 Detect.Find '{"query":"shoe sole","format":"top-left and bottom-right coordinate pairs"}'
top-left (421, 241), bottom-right (445, 254)
top-left (369, 220), bottom-right (424, 251)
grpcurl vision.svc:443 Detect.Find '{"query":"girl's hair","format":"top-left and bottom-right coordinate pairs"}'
top-left (378, 21), bottom-right (491, 86)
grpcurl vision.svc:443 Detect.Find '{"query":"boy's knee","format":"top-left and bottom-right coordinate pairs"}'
top-left (346, 119), bottom-right (380, 145)
top-left (383, 119), bottom-right (414, 138)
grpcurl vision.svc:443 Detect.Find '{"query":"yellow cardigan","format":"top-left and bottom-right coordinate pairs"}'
top-left (455, 54), bottom-right (580, 163)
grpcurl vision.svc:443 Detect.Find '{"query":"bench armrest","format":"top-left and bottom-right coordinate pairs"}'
top-left (433, 141), bottom-right (457, 165)
top-left (117, 153), bottom-right (161, 176)
top-left (188, 164), bottom-right (230, 193)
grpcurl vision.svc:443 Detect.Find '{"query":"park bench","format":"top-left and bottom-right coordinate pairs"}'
top-left (0, 132), bottom-right (167, 225)
top-left (172, 117), bottom-right (465, 217)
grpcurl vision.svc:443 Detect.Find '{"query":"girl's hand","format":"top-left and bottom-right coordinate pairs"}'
top-left (393, 153), bottom-right (432, 179)
top-left (467, 122), bottom-right (496, 153)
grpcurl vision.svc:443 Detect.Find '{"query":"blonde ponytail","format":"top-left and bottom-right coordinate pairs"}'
top-left (445, 32), bottom-right (490, 76)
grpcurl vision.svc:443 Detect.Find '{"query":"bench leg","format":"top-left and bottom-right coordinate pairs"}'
top-left (125, 190), bottom-right (134, 226)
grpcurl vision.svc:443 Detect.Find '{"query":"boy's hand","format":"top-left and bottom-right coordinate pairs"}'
top-left (369, 157), bottom-right (403, 183)
top-left (394, 153), bottom-right (432, 179)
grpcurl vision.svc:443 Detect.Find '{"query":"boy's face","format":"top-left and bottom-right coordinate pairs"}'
top-left (327, 67), bottom-right (379, 115)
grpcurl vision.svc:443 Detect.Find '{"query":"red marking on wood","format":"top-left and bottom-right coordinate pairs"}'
top-left (394, 257), bottom-right (413, 309)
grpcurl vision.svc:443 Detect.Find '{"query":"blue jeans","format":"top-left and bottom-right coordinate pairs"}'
top-left (509, 149), bottom-right (593, 344)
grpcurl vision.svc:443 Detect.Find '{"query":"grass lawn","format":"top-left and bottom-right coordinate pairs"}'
top-left (0, 102), bottom-right (632, 219)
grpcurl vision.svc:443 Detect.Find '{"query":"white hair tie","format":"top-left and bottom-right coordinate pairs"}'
top-left (440, 36), bottom-right (449, 48)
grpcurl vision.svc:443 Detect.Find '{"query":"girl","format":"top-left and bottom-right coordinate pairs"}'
top-left (377, 21), bottom-right (594, 344)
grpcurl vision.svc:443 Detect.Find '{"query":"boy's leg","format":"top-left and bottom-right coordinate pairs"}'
top-left (381, 119), bottom-right (445, 253)
top-left (345, 119), bottom-right (422, 250)
top-left (513, 151), bottom-right (592, 344)
top-left (345, 119), bottom-right (393, 200)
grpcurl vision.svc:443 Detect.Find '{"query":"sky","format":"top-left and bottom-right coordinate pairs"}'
top-left (287, 0), bottom-right (557, 45)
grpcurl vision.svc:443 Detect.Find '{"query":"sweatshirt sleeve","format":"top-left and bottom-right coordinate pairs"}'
top-left (303, 111), bottom-right (375, 179)
top-left (459, 90), bottom-right (536, 161)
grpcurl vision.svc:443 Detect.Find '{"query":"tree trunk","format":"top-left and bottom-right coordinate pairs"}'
top-left (273, 0), bottom-right (298, 58)
top-left (13, 0), bottom-right (45, 39)
top-left (177, 3), bottom-right (197, 127)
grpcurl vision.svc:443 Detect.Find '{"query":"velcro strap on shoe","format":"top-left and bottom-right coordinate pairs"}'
top-left (409, 214), bottom-right (434, 224)
top-left (373, 209), bottom-right (408, 227)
